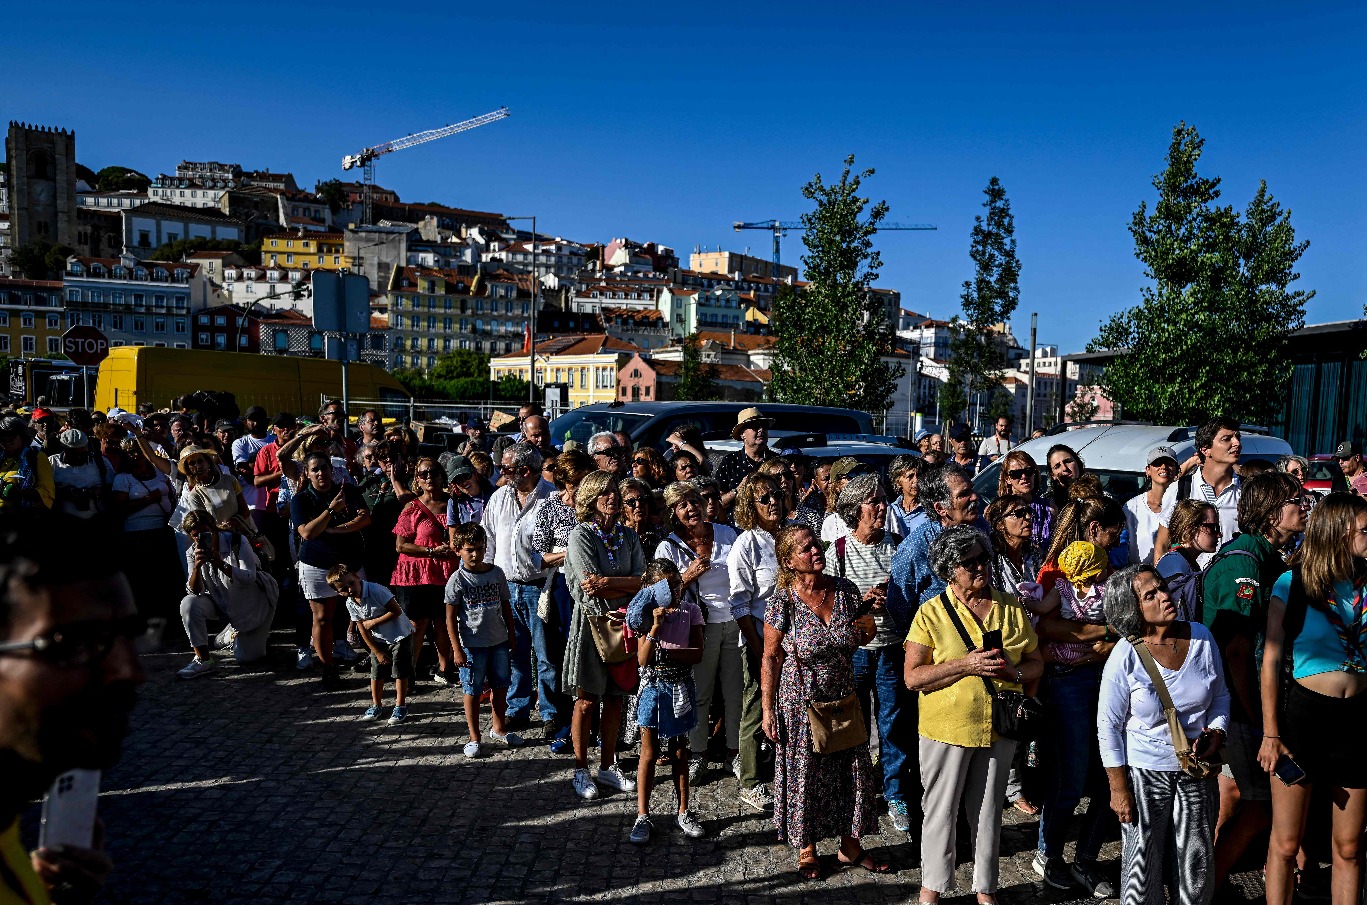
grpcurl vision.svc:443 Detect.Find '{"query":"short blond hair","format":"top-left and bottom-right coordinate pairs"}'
top-left (575, 470), bottom-right (619, 522)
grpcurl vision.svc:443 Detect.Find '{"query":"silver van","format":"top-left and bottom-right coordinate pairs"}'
top-left (973, 423), bottom-right (1294, 504)
top-left (547, 402), bottom-right (875, 452)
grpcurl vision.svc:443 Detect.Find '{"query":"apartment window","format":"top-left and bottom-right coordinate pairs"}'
top-left (426, 297), bottom-right (436, 311)
top-left (426, 338), bottom-right (437, 351)
top-left (393, 314), bottom-right (404, 329)
top-left (0, 313), bottom-right (6, 326)
top-left (308, 334), bottom-right (323, 353)
top-left (154, 317), bottom-right (166, 333)
top-left (215, 335), bottom-right (227, 350)
top-left (644, 385), bottom-right (651, 398)
top-left (214, 316), bottom-right (226, 326)
top-left (92, 315), bottom-right (104, 330)
top-left (443, 317), bottom-right (453, 331)
top-left (426, 356), bottom-right (436, 369)
top-left (21, 313), bottom-right (34, 328)
top-left (286, 254), bottom-right (293, 264)
top-left (198, 332), bottom-right (210, 345)
top-left (174, 296), bottom-right (187, 310)
top-left (394, 297), bottom-right (405, 309)
top-left (153, 294), bottom-right (166, 309)
top-left (46, 314), bottom-right (59, 329)
top-left (0, 336), bottom-right (7, 352)
top-left (410, 354), bottom-right (420, 368)
top-left (443, 298), bottom-right (453, 311)
top-left (238, 335), bottom-right (249, 347)
top-left (132, 293), bottom-right (145, 308)
top-left (67, 288), bottom-right (81, 302)
top-left (47, 337), bottom-right (60, 354)
top-left (154, 341), bottom-right (167, 347)
top-left (174, 342), bottom-right (188, 349)
top-left (138, 230), bottom-right (151, 247)
top-left (273, 331), bottom-right (289, 352)
top-left (22, 336), bottom-right (35, 353)
top-left (174, 318), bottom-right (186, 334)
top-left (442, 338), bottom-right (452, 351)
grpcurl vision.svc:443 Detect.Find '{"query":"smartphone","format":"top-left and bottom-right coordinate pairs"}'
top-left (849, 596), bottom-right (877, 621)
top-left (195, 532), bottom-right (213, 552)
top-left (980, 629), bottom-right (1004, 652)
top-left (1274, 756), bottom-right (1307, 787)
top-left (40, 769), bottom-right (100, 849)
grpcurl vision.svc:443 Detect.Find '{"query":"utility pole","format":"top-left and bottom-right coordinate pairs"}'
top-left (1025, 313), bottom-right (1037, 433)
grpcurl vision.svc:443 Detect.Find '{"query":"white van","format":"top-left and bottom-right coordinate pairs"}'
top-left (972, 423), bottom-right (1294, 504)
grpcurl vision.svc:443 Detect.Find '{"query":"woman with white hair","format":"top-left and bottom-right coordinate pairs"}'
top-left (655, 480), bottom-right (740, 782)
top-left (905, 523), bottom-right (1043, 904)
top-left (833, 472), bottom-right (915, 832)
top-left (1098, 563), bottom-right (1228, 905)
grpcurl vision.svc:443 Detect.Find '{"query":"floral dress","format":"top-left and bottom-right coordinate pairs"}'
top-left (765, 577), bottom-right (879, 847)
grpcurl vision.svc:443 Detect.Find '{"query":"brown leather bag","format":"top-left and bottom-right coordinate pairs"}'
top-left (586, 610), bottom-right (634, 665)
top-left (1128, 635), bottom-right (1220, 780)
top-left (788, 590), bottom-right (868, 755)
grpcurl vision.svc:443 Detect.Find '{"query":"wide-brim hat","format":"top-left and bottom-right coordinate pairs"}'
top-left (177, 445), bottom-right (219, 475)
top-left (731, 407), bottom-right (774, 440)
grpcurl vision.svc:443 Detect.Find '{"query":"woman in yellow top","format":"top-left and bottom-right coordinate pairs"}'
top-left (904, 524), bottom-right (1042, 905)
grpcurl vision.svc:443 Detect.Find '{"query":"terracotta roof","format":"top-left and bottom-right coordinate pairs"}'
top-left (693, 330), bottom-right (776, 351)
top-left (126, 201), bottom-right (238, 223)
top-left (600, 307), bottom-right (664, 323)
top-left (0, 276), bottom-right (62, 289)
top-left (494, 334), bottom-right (643, 359)
top-left (258, 308), bottom-right (312, 324)
top-left (370, 313), bottom-right (388, 330)
top-left (650, 360), bottom-right (771, 384)
top-left (69, 256), bottom-right (200, 277)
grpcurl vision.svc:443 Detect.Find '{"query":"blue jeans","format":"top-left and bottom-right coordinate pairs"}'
top-left (1037, 663), bottom-right (1113, 861)
top-left (852, 644), bottom-right (916, 806)
top-left (506, 580), bottom-right (562, 727)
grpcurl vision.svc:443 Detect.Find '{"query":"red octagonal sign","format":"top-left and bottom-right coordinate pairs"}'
top-left (62, 325), bottom-right (110, 367)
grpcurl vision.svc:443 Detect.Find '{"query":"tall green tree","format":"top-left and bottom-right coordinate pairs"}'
top-left (316, 179), bottom-right (348, 217)
top-left (770, 155), bottom-right (903, 411)
top-left (940, 177), bottom-right (1021, 428)
top-left (1091, 123), bottom-right (1312, 425)
top-left (10, 242), bottom-right (74, 280)
top-left (94, 166), bottom-right (150, 192)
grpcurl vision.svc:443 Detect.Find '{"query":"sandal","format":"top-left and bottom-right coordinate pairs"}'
top-left (838, 846), bottom-right (892, 874)
top-left (797, 857), bottom-right (823, 881)
top-left (1012, 798), bottom-right (1040, 816)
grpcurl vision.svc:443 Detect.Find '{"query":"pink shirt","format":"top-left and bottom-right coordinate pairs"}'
top-left (391, 499), bottom-right (454, 587)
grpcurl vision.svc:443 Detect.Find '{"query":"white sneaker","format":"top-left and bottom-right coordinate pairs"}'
top-left (177, 657), bottom-right (216, 680)
top-left (572, 768), bottom-right (599, 800)
top-left (463, 741), bottom-right (482, 758)
top-left (739, 784), bottom-right (775, 812)
top-left (214, 627), bottom-right (238, 651)
top-left (488, 729), bottom-right (525, 748)
top-left (296, 647), bottom-right (314, 670)
top-left (332, 640), bottom-right (358, 663)
top-left (676, 810), bottom-right (706, 839)
top-left (731, 753), bottom-right (741, 780)
top-left (596, 763), bottom-right (636, 793)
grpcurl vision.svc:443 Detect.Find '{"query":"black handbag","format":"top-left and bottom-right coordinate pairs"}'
top-left (938, 593), bottom-right (1043, 742)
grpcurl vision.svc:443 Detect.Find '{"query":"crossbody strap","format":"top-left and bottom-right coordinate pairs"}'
top-left (937, 593), bottom-right (997, 700)
top-left (1126, 634), bottom-right (1192, 758)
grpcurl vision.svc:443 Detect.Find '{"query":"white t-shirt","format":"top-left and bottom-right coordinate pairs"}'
top-left (1158, 468), bottom-right (1241, 568)
top-left (48, 455), bottom-right (110, 520)
top-left (113, 471), bottom-right (176, 531)
top-left (231, 434), bottom-right (272, 511)
top-left (655, 523), bottom-right (738, 624)
top-left (977, 435), bottom-right (1013, 460)
top-left (1124, 492), bottom-right (1165, 566)
top-left (345, 581), bottom-right (414, 645)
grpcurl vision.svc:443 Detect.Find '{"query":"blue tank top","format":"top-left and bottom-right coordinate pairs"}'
top-left (1273, 573), bottom-right (1367, 679)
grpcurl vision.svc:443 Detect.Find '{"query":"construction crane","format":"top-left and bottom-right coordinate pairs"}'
top-left (732, 218), bottom-right (937, 277)
top-left (342, 107), bottom-right (510, 225)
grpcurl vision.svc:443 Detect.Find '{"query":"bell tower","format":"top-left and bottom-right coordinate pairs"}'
top-left (6, 122), bottom-right (77, 247)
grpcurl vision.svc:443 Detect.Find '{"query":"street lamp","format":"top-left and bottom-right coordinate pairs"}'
top-left (505, 215), bottom-right (539, 403)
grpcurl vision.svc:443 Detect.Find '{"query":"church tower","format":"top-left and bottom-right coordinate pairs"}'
top-left (5, 122), bottom-right (77, 247)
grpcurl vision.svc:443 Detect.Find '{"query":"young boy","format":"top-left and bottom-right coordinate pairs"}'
top-left (444, 522), bottom-right (524, 757)
top-left (327, 564), bottom-right (414, 725)
top-left (626, 559), bottom-right (705, 844)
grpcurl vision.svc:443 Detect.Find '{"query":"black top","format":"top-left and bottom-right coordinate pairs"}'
top-left (290, 481), bottom-right (368, 570)
top-left (715, 446), bottom-right (776, 493)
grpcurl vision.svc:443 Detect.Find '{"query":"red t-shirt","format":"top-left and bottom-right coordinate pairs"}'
top-left (254, 441), bottom-right (283, 509)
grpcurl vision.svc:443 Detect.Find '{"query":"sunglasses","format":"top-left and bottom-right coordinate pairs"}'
top-left (958, 551), bottom-right (991, 572)
top-left (415, 470), bottom-right (434, 478)
top-left (0, 615), bottom-right (164, 667)
top-left (1006, 467), bottom-right (1037, 480)
top-left (1284, 496), bottom-right (1312, 509)
top-left (1005, 508), bottom-right (1032, 520)
top-left (623, 497), bottom-right (646, 508)
top-left (632, 457), bottom-right (651, 465)
top-left (757, 493), bottom-right (779, 506)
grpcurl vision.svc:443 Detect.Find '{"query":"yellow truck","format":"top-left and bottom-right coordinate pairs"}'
top-left (93, 347), bottom-right (410, 416)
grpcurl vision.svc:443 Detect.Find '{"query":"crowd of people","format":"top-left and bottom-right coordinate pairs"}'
top-left (3, 396), bottom-right (1365, 905)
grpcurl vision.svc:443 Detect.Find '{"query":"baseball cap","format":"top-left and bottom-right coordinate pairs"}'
top-left (244, 405), bottom-right (268, 422)
top-left (1146, 445), bottom-right (1179, 467)
top-left (59, 428), bottom-right (89, 449)
top-left (30, 407), bottom-right (56, 422)
top-left (214, 419), bottom-right (240, 433)
top-left (1334, 441), bottom-right (1361, 459)
top-left (272, 412), bottom-right (298, 429)
top-left (468, 417), bottom-right (487, 431)
top-left (111, 411), bottom-right (143, 430)
top-left (830, 456), bottom-right (863, 481)
top-left (913, 429), bottom-right (931, 443)
top-left (948, 423), bottom-right (972, 443)
top-left (445, 455), bottom-right (475, 484)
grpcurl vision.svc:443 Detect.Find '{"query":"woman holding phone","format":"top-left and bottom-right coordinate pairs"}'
top-left (1260, 493), bottom-right (1367, 905)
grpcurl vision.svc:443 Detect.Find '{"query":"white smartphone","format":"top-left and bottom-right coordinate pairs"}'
top-left (39, 769), bottom-right (100, 849)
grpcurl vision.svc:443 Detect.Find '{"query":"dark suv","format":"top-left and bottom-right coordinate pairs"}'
top-left (547, 402), bottom-right (875, 452)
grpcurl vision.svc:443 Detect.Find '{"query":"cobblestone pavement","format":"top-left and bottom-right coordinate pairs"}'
top-left (32, 633), bottom-right (1270, 905)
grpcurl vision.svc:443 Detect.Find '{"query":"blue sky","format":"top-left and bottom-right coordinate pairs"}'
top-left (6, 2), bottom-right (1364, 353)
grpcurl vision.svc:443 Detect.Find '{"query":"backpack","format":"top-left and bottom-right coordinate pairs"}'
top-left (1175, 472), bottom-right (1195, 502)
top-left (1165, 548), bottom-right (1258, 623)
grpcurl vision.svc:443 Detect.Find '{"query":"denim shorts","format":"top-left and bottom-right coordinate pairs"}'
top-left (636, 677), bottom-right (698, 740)
top-left (460, 642), bottom-right (511, 696)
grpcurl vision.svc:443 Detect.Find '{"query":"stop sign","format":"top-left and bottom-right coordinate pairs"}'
top-left (62, 325), bottom-right (110, 367)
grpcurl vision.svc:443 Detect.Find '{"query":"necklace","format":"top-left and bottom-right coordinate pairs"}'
top-left (589, 520), bottom-right (626, 567)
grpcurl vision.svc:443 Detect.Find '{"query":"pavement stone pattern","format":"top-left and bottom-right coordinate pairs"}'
top-left (31, 632), bottom-right (1269, 904)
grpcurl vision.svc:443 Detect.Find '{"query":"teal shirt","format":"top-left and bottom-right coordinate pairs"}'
top-left (1273, 573), bottom-right (1367, 679)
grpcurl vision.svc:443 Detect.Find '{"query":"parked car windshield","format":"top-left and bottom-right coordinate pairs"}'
top-left (548, 410), bottom-right (652, 448)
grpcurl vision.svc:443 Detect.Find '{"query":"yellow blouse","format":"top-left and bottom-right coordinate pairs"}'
top-left (905, 588), bottom-right (1038, 748)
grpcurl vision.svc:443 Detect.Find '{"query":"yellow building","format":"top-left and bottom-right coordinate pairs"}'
top-left (0, 277), bottom-right (66, 358)
top-left (490, 334), bottom-right (643, 408)
top-left (262, 232), bottom-right (351, 271)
